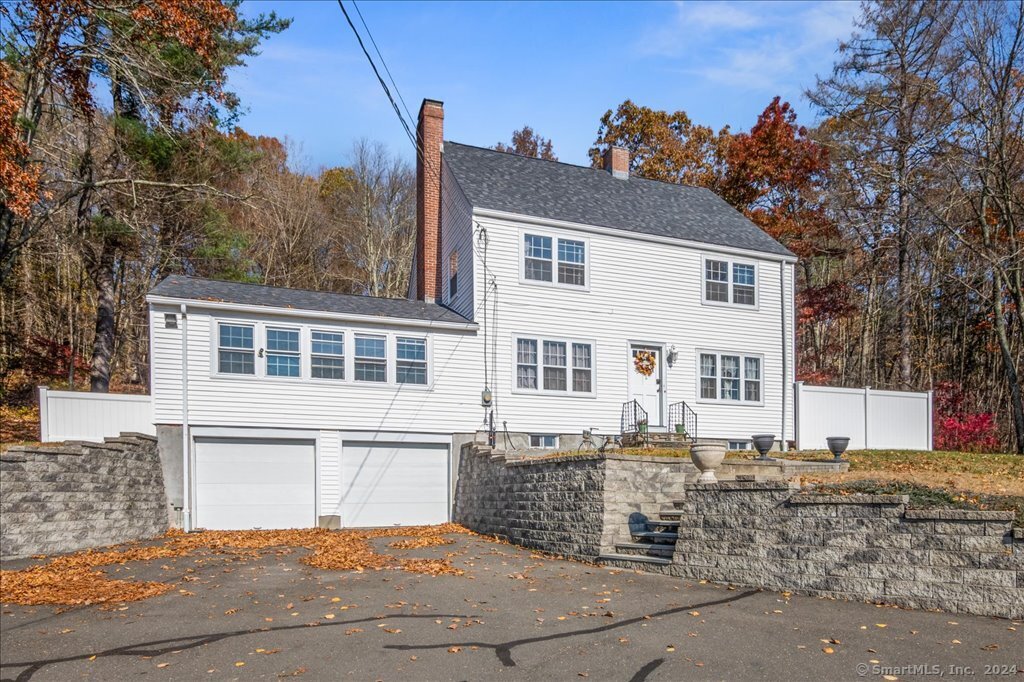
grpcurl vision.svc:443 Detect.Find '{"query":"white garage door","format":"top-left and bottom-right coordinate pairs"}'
top-left (194, 437), bottom-right (315, 530)
top-left (341, 441), bottom-right (449, 527)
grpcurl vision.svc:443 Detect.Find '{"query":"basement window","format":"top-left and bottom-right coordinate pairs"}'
top-left (530, 434), bottom-right (558, 449)
top-left (728, 440), bottom-right (751, 451)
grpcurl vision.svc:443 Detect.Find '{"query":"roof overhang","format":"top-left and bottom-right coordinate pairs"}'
top-left (146, 294), bottom-right (479, 332)
top-left (473, 207), bottom-right (798, 264)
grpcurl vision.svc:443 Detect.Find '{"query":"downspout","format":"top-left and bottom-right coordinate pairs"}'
top-left (180, 303), bottom-right (191, 531)
top-left (780, 262), bottom-right (788, 453)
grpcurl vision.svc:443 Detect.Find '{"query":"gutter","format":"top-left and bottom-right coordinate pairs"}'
top-left (145, 295), bottom-right (478, 332)
top-left (780, 262), bottom-right (788, 452)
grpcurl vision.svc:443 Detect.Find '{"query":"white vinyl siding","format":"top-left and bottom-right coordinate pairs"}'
top-left (699, 351), bottom-right (763, 404)
top-left (703, 255), bottom-right (758, 307)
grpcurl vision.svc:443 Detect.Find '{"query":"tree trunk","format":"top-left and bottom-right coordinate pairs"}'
top-left (87, 244), bottom-right (116, 393)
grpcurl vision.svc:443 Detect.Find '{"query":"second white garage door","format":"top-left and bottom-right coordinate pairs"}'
top-left (340, 441), bottom-right (449, 527)
top-left (194, 437), bottom-right (316, 530)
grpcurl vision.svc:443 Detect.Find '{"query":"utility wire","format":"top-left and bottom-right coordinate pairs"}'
top-left (351, 0), bottom-right (417, 130)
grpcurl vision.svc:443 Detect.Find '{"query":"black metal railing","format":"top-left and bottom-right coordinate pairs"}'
top-left (668, 401), bottom-right (698, 442)
top-left (620, 399), bottom-right (649, 437)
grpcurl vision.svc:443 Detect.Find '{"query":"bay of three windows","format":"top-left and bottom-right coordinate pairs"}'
top-left (217, 322), bottom-right (427, 385)
top-left (700, 352), bottom-right (761, 402)
top-left (516, 338), bottom-right (593, 394)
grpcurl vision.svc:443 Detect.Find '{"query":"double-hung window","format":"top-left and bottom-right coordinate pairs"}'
top-left (266, 327), bottom-right (300, 377)
top-left (699, 352), bottom-right (762, 403)
top-left (524, 233), bottom-right (586, 287)
top-left (218, 323), bottom-right (255, 375)
top-left (704, 257), bottom-right (757, 306)
top-left (516, 339), bottom-right (538, 389)
top-left (311, 330), bottom-right (344, 380)
top-left (516, 336), bottom-right (593, 394)
top-left (542, 341), bottom-right (567, 391)
top-left (354, 335), bottom-right (387, 382)
top-left (396, 337), bottom-right (428, 385)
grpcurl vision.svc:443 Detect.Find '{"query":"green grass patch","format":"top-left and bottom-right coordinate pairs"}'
top-left (806, 479), bottom-right (1024, 527)
top-left (779, 449), bottom-right (1023, 478)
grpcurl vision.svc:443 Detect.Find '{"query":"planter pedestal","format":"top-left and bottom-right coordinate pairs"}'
top-left (690, 444), bottom-right (726, 483)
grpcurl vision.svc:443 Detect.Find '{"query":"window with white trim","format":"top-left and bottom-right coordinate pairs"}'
top-left (354, 334), bottom-right (386, 382)
top-left (516, 336), bottom-right (594, 394)
top-left (265, 327), bottom-right (300, 377)
top-left (517, 339), bottom-right (538, 389)
top-left (523, 233), bottom-right (586, 287)
top-left (217, 323), bottom-right (255, 375)
top-left (530, 434), bottom-right (558, 449)
top-left (311, 330), bottom-right (344, 380)
top-left (704, 257), bottom-right (757, 306)
top-left (699, 352), bottom-right (762, 402)
top-left (396, 337), bottom-right (427, 385)
top-left (728, 440), bottom-right (751, 450)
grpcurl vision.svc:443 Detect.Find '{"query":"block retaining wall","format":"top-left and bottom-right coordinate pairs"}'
top-left (1, 433), bottom-right (169, 559)
top-left (453, 445), bottom-right (688, 560)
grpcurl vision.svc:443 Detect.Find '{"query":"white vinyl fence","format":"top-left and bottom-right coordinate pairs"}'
top-left (794, 382), bottom-right (933, 451)
top-left (38, 386), bottom-right (154, 443)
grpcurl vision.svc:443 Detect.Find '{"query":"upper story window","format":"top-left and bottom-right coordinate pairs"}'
top-left (704, 257), bottom-right (757, 307)
top-left (396, 337), bottom-right (428, 385)
top-left (699, 352), bottom-right (761, 403)
top-left (516, 335), bottom-right (594, 395)
top-left (218, 323), bottom-right (254, 375)
top-left (266, 327), bottom-right (300, 377)
top-left (354, 334), bottom-right (387, 383)
top-left (523, 233), bottom-right (587, 288)
top-left (448, 251), bottom-right (458, 301)
top-left (311, 330), bottom-right (344, 380)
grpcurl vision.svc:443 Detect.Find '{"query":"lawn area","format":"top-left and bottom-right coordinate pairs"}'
top-left (783, 448), bottom-right (1024, 496)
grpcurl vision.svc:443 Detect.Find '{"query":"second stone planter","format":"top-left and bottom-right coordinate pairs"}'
top-left (690, 443), bottom-right (727, 483)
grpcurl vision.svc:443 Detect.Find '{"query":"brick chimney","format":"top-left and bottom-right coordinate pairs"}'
top-left (416, 98), bottom-right (444, 302)
top-left (602, 146), bottom-right (629, 179)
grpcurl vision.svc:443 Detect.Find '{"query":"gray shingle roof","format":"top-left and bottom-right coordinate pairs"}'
top-left (443, 142), bottom-right (794, 258)
top-left (149, 276), bottom-right (474, 325)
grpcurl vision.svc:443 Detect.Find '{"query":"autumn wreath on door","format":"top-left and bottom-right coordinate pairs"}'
top-left (634, 350), bottom-right (656, 377)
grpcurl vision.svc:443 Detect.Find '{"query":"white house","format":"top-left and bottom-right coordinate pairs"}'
top-left (147, 98), bottom-right (796, 532)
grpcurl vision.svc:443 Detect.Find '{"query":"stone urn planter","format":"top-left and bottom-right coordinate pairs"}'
top-left (690, 443), bottom-right (727, 483)
top-left (826, 436), bottom-right (851, 461)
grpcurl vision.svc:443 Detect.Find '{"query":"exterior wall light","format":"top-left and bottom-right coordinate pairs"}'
top-left (667, 345), bottom-right (678, 367)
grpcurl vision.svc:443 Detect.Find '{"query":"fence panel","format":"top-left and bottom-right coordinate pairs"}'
top-left (39, 386), bottom-right (154, 443)
top-left (794, 383), bottom-right (932, 451)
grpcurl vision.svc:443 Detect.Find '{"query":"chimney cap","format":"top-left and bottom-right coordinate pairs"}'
top-left (420, 98), bottom-right (444, 114)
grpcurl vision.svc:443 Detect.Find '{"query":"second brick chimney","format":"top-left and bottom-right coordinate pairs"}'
top-left (416, 99), bottom-right (444, 302)
top-left (602, 146), bottom-right (629, 179)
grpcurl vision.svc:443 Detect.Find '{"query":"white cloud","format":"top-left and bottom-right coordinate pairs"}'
top-left (634, 0), bottom-right (859, 94)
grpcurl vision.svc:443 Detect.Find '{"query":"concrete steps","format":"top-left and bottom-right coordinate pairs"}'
top-left (597, 508), bottom-right (681, 572)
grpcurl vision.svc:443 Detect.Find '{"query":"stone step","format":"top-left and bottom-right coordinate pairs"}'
top-left (658, 510), bottom-right (683, 520)
top-left (645, 519), bottom-right (680, 532)
top-left (614, 542), bottom-right (675, 558)
top-left (597, 553), bottom-right (673, 568)
top-left (630, 530), bottom-right (679, 544)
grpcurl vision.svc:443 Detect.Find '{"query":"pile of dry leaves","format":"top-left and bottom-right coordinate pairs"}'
top-left (0, 524), bottom-right (472, 607)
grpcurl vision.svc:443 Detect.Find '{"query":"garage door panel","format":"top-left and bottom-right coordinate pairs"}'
top-left (194, 437), bottom-right (315, 530)
top-left (341, 441), bottom-right (448, 528)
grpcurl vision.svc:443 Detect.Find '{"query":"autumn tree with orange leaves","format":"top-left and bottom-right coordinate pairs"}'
top-left (0, 0), bottom-right (288, 391)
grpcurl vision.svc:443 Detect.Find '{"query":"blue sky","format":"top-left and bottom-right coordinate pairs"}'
top-left (230, 1), bottom-right (861, 170)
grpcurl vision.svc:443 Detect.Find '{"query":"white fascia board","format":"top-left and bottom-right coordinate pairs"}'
top-left (145, 295), bottom-right (478, 332)
top-left (473, 207), bottom-right (799, 264)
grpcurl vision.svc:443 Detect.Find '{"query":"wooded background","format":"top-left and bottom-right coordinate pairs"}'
top-left (2, 0), bottom-right (1022, 452)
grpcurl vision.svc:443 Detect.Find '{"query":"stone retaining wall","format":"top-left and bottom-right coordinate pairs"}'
top-left (453, 445), bottom-right (688, 560)
top-left (675, 481), bottom-right (1023, 619)
top-left (1, 433), bottom-right (169, 559)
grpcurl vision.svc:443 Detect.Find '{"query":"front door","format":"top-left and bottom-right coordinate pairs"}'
top-left (628, 344), bottom-right (664, 427)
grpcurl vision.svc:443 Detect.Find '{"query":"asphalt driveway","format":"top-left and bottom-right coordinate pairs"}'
top-left (1, 532), bottom-right (1020, 681)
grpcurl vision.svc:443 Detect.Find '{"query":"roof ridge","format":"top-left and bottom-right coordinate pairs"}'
top-left (443, 140), bottom-right (712, 192)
